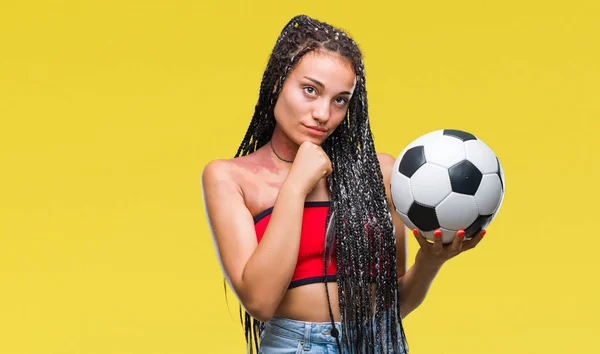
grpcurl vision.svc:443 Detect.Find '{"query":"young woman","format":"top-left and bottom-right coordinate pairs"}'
top-left (201, 14), bottom-right (485, 354)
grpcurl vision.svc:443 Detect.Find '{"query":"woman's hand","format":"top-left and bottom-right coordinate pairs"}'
top-left (285, 141), bottom-right (332, 196)
top-left (412, 229), bottom-right (486, 267)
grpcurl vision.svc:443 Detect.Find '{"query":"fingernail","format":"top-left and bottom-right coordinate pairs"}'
top-left (481, 230), bottom-right (486, 237)
top-left (457, 230), bottom-right (465, 238)
top-left (413, 229), bottom-right (419, 236)
top-left (434, 230), bottom-right (442, 238)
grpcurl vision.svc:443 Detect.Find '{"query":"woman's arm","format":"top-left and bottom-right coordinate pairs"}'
top-left (377, 153), bottom-right (484, 318)
top-left (201, 159), bottom-right (307, 322)
top-left (203, 142), bottom-right (332, 322)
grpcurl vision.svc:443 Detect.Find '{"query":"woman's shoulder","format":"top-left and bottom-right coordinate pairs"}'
top-left (202, 154), bottom-right (254, 186)
top-left (201, 158), bottom-right (234, 183)
top-left (376, 152), bottom-right (399, 205)
top-left (201, 151), bottom-right (269, 196)
top-left (201, 151), bottom-right (276, 220)
top-left (376, 152), bottom-right (397, 177)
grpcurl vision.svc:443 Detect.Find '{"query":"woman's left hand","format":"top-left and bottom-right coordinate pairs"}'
top-left (412, 228), bottom-right (486, 267)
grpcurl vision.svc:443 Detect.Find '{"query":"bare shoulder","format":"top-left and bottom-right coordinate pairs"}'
top-left (202, 158), bottom-right (231, 177)
top-left (375, 152), bottom-right (397, 202)
top-left (201, 154), bottom-right (256, 188)
top-left (376, 152), bottom-right (397, 183)
top-left (201, 158), bottom-right (238, 191)
top-left (376, 152), bottom-right (396, 166)
top-left (201, 151), bottom-right (276, 218)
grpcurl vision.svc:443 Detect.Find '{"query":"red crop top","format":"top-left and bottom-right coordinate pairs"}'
top-left (253, 201), bottom-right (337, 289)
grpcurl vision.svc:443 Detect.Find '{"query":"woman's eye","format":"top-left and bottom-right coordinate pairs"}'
top-left (335, 97), bottom-right (348, 105)
top-left (304, 86), bottom-right (317, 95)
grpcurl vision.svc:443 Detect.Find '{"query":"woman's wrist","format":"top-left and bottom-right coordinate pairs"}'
top-left (414, 248), bottom-right (446, 271)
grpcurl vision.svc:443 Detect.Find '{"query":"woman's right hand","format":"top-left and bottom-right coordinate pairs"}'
top-left (286, 141), bottom-right (333, 196)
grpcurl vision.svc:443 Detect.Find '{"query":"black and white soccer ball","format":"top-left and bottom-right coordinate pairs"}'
top-left (390, 129), bottom-right (505, 244)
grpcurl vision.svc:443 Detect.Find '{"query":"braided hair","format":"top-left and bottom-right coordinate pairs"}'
top-left (232, 15), bottom-right (408, 353)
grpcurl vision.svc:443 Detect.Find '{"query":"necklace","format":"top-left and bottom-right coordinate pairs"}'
top-left (269, 141), bottom-right (294, 163)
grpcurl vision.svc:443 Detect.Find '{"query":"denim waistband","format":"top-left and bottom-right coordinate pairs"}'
top-left (264, 316), bottom-right (342, 346)
top-left (263, 310), bottom-right (407, 353)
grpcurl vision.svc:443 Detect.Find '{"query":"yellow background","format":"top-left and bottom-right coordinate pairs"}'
top-left (1, 0), bottom-right (598, 353)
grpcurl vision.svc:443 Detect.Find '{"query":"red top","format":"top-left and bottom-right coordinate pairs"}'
top-left (253, 201), bottom-right (337, 289)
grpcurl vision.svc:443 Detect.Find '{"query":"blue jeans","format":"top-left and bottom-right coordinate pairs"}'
top-left (258, 314), bottom-right (407, 354)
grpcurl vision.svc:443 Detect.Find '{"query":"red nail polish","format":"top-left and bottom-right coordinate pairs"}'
top-left (434, 230), bottom-right (442, 238)
top-left (413, 229), bottom-right (419, 236)
top-left (481, 230), bottom-right (486, 237)
top-left (457, 230), bottom-right (465, 238)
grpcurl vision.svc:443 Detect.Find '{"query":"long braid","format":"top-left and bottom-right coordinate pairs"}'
top-left (230, 15), bottom-right (409, 353)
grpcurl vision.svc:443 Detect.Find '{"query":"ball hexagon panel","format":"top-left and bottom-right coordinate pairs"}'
top-left (398, 146), bottom-right (426, 178)
top-left (435, 193), bottom-right (479, 231)
top-left (390, 172), bottom-right (413, 215)
top-left (410, 163), bottom-right (452, 207)
top-left (407, 202), bottom-right (439, 231)
top-left (443, 129), bottom-right (477, 142)
top-left (448, 160), bottom-right (482, 195)
top-left (474, 174), bottom-right (503, 215)
top-left (465, 139), bottom-right (498, 174)
top-left (423, 135), bottom-right (466, 168)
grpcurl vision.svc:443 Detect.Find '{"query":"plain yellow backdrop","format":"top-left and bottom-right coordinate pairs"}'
top-left (1, 0), bottom-right (598, 353)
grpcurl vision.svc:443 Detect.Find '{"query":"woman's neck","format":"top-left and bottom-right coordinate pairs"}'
top-left (269, 126), bottom-right (299, 163)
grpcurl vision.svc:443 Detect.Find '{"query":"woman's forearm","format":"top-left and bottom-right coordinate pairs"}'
top-left (397, 249), bottom-right (445, 318)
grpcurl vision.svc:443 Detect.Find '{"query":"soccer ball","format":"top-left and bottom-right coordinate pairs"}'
top-left (390, 129), bottom-right (505, 244)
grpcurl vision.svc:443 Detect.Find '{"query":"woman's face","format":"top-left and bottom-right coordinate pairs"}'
top-left (273, 50), bottom-right (356, 146)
